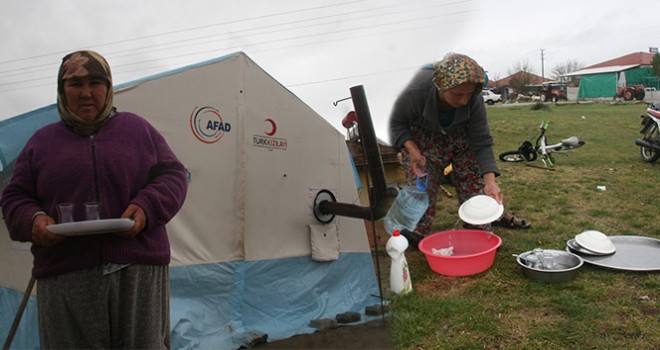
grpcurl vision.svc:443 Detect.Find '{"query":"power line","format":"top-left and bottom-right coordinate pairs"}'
top-left (0, 0), bottom-right (368, 67)
top-left (101, 0), bottom-right (429, 63)
top-left (1, 0), bottom-right (466, 78)
top-left (0, 0), bottom-right (369, 78)
top-left (286, 66), bottom-right (419, 87)
top-left (0, 0), bottom-right (473, 93)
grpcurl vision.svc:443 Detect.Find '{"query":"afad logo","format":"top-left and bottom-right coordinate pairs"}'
top-left (252, 118), bottom-right (287, 151)
top-left (190, 106), bottom-right (231, 144)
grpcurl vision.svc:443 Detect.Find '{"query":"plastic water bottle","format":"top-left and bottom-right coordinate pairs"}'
top-left (386, 229), bottom-right (412, 294)
top-left (383, 174), bottom-right (429, 235)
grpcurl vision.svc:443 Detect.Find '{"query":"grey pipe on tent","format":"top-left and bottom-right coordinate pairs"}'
top-left (313, 85), bottom-right (397, 223)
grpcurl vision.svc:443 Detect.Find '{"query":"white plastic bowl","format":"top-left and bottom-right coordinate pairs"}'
top-left (574, 230), bottom-right (616, 254)
top-left (458, 195), bottom-right (504, 225)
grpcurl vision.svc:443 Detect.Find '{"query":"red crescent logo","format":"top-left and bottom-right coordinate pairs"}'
top-left (265, 118), bottom-right (277, 136)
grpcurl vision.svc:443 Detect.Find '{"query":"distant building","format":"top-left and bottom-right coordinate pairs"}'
top-left (562, 51), bottom-right (656, 99)
top-left (491, 71), bottom-right (551, 100)
top-left (495, 71), bottom-right (550, 87)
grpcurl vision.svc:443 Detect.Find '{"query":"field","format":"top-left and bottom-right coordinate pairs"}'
top-left (389, 102), bottom-right (660, 350)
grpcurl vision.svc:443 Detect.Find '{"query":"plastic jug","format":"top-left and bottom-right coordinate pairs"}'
top-left (386, 229), bottom-right (412, 294)
top-left (383, 174), bottom-right (429, 235)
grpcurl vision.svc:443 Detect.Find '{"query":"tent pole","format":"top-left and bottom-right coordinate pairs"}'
top-left (3, 277), bottom-right (35, 350)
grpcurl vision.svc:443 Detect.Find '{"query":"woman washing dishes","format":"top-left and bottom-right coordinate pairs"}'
top-left (388, 52), bottom-right (529, 247)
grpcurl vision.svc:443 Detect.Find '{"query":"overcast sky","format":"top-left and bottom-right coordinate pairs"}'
top-left (2, 0), bottom-right (659, 140)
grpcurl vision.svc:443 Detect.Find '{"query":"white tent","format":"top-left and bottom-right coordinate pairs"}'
top-left (0, 52), bottom-right (381, 349)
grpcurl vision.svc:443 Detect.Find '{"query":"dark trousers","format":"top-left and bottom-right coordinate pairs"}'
top-left (37, 264), bottom-right (170, 349)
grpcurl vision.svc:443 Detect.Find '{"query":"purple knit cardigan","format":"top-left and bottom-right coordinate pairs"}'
top-left (1, 112), bottom-right (188, 278)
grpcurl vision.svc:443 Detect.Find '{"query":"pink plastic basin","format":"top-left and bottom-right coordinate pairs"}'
top-left (418, 230), bottom-right (502, 277)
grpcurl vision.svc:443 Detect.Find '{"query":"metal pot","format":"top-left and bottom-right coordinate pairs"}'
top-left (516, 249), bottom-right (583, 282)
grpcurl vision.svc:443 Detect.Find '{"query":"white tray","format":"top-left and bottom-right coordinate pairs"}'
top-left (46, 218), bottom-right (134, 236)
top-left (566, 235), bottom-right (660, 271)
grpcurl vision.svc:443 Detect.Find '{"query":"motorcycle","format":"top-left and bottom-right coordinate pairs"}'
top-left (635, 102), bottom-right (660, 163)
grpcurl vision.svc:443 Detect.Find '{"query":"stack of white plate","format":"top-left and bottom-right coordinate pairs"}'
top-left (566, 230), bottom-right (616, 256)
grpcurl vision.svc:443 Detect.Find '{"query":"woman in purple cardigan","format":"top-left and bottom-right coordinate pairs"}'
top-left (1, 50), bottom-right (188, 349)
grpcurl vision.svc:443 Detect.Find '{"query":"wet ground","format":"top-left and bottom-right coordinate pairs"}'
top-left (253, 318), bottom-right (392, 350)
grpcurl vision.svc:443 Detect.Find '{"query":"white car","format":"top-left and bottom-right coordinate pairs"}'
top-left (481, 90), bottom-right (502, 105)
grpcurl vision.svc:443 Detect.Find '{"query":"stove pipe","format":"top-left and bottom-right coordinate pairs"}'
top-left (314, 85), bottom-right (395, 222)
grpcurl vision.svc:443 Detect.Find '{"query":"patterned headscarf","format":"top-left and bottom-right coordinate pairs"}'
top-left (432, 53), bottom-right (485, 92)
top-left (57, 50), bottom-right (115, 136)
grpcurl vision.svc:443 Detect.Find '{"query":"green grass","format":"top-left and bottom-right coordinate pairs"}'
top-left (387, 102), bottom-right (660, 350)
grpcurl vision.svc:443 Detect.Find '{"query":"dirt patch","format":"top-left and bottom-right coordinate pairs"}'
top-left (253, 318), bottom-right (392, 349)
top-left (413, 274), bottom-right (477, 297)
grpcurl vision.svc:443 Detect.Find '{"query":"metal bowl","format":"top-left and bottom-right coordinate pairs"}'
top-left (516, 249), bottom-right (584, 282)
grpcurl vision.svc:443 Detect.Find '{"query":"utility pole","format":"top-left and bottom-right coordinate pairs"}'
top-left (541, 49), bottom-right (545, 81)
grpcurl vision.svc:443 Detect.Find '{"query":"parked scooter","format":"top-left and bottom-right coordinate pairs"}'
top-left (635, 102), bottom-right (660, 163)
